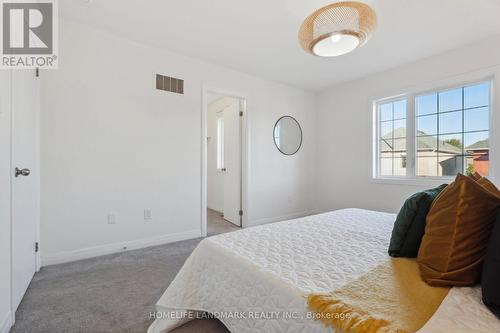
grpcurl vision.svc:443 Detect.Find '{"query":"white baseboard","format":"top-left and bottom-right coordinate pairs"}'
top-left (248, 210), bottom-right (314, 227)
top-left (0, 311), bottom-right (12, 333)
top-left (41, 229), bottom-right (201, 266)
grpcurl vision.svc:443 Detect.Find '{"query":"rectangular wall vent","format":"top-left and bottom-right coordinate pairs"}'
top-left (156, 74), bottom-right (184, 94)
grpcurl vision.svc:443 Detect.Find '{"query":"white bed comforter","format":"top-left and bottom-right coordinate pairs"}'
top-left (148, 208), bottom-right (500, 333)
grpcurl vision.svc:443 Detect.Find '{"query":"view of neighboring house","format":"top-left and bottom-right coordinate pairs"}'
top-left (466, 139), bottom-right (489, 176)
top-left (381, 128), bottom-right (489, 177)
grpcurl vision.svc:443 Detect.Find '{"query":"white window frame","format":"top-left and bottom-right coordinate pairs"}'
top-left (374, 96), bottom-right (413, 178)
top-left (372, 72), bottom-right (495, 185)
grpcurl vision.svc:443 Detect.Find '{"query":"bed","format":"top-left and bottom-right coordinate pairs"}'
top-left (148, 208), bottom-right (500, 333)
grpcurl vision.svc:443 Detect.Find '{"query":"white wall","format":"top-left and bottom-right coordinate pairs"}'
top-left (40, 20), bottom-right (317, 265)
top-left (0, 72), bottom-right (12, 333)
top-left (207, 97), bottom-right (238, 212)
top-left (315, 36), bottom-right (500, 214)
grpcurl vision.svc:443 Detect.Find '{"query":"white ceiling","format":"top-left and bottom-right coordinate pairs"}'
top-left (62, 0), bottom-right (500, 91)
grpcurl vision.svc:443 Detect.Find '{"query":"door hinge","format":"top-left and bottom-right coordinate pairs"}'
top-left (239, 210), bottom-right (243, 217)
top-left (239, 111), bottom-right (243, 117)
top-left (35, 242), bottom-right (39, 253)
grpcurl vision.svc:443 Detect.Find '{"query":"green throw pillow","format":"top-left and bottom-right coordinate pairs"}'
top-left (388, 184), bottom-right (448, 258)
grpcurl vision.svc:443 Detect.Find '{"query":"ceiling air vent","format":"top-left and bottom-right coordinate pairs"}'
top-left (156, 74), bottom-right (184, 94)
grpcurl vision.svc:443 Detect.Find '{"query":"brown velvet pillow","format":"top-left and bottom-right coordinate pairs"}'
top-left (470, 171), bottom-right (482, 181)
top-left (417, 174), bottom-right (500, 286)
top-left (477, 177), bottom-right (500, 197)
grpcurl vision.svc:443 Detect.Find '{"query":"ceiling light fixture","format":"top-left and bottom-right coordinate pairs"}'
top-left (298, 1), bottom-right (377, 57)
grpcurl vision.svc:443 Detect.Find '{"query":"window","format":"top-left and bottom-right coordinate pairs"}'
top-left (375, 80), bottom-right (491, 179)
top-left (216, 114), bottom-right (224, 170)
top-left (379, 99), bottom-right (407, 176)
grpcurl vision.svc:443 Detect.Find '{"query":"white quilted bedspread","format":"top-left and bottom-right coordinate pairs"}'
top-left (148, 208), bottom-right (500, 333)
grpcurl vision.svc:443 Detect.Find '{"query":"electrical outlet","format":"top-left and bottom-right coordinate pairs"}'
top-left (107, 213), bottom-right (116, 224)
top-left (144, 209), bottom-right (152, 220)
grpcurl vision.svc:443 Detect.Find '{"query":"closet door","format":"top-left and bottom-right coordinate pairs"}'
top-left (222, 102), bottom-right (241, 226)
top-left (11, 70), bottom-right (40, 311)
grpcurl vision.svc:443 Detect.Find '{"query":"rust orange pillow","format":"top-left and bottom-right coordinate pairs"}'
top-left (470, 171), bottom-right (482, 181)
top-left (417, 174), bottom-right (500, 286)
top-left (477, 177), bottom-right (500, 197)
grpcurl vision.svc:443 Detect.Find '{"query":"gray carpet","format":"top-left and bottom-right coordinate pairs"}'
top-left (11, 212), bottom-right (237, 333)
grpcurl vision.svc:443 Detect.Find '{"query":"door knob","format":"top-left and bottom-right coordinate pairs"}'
top-left (15, 167), bottom-right (30, 177)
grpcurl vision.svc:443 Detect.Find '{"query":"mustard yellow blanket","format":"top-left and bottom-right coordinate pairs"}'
top-left (307, 258), bottom-right (450, 333)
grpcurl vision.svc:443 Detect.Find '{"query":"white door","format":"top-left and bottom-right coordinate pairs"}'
top-left (11, 70), bottom-right (39, 311)
top-left (222, 101), bottom-right (241, 226)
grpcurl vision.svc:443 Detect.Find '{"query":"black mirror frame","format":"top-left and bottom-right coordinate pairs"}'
top-left (273, 116), bottom-right (303, 156)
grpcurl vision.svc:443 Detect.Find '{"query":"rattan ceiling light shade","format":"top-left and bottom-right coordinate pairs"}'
top-left (298, 1), bottom-right (377, 57)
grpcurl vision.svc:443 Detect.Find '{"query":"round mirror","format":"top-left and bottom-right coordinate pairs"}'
top-left (273, 116), bottom-right (303, 155)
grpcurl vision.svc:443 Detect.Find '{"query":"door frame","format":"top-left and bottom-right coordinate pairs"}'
top-left (201, 85), bottom-right (249, 236)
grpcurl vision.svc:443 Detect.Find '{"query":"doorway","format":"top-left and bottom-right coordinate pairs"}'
top-left (202, 87), bottom-right (247, 237)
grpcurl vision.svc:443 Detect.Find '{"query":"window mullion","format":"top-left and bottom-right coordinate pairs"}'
top-left (407, 95), bottom-right (416, 177)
